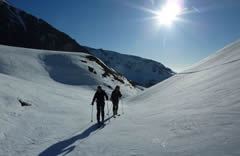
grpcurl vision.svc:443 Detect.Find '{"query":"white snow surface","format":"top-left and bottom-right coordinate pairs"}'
top-left (0, 40), bottom-right (240, 156)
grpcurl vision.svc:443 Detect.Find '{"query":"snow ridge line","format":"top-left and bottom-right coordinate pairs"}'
top-left (178, 58), bottom-right (240, 75)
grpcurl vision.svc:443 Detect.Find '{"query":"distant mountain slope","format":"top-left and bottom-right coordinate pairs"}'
top-left (87, 47), bottom-right (175, 87)
top-left (0, 45), bottom-right (139, 96)
top-left (0, 0), bottom-right (89, 53)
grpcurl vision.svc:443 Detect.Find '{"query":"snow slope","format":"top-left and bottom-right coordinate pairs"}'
top-left (125, 40), bottom-right (240, 155)
top-left (1, 40), bottom-right (240, 156)
top-left (88, 47), bottom-right (175, 87)
top-left (0, 45), bottom-right (138, 95)
top-left (0, 44), bottom-right (139, 155)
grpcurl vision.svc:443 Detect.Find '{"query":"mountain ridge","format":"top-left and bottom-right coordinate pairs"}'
top-left (0, 0), bottom-right (89, 53)
top-left (87, 47), bottom-right (175, 87)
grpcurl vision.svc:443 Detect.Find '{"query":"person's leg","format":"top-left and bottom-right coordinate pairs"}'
top-left (116, 102), bottom-right (119, 115)
top-left (112, 102), bottom-right (115, 115)
top-left (101, 103), bottom-right (105, 122)
top-left (96, 104), bottom-right (100, 124)
top-left (113, 103), bottom-right (116, 115)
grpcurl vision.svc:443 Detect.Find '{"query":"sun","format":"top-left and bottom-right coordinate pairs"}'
top-left (157, 1), bottom-right (182, 26)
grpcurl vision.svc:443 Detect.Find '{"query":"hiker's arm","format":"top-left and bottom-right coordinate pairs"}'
top-left (119, 92), bottom-right (122, 98)
top-left (92, 93), bottom-right (97, 105)
top-left (110, 92), bottom-right (113, 101)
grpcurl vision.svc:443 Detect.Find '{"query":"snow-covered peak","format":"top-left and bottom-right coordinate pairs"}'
top-left (87, 47), bottom-right (175, 87)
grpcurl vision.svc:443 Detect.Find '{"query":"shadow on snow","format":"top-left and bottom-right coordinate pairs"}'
top-left (38, 115), bottom-right (113, 156)
top-left (41, 54), bottom-right (98, 86)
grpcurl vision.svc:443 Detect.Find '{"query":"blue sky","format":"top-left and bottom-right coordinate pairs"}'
top-left (11, 0), bottom-right (240, 72)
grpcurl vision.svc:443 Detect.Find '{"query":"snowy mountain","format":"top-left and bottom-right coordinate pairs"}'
top-left (0, 0), bottom-right (88, 53)
top-left (0, 0), bottom-right (175, 88)
top-left (1, 39), bottom-right (240, 156)
top-left (0, 45), bottom-right (139, 96)
top-left (88, 47), bottom-right (175, 87)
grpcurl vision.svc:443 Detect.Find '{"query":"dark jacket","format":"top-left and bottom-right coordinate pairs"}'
top-left (111, 90), bottom-right (122, 104)
top-left (92, 90), bottom-right (108, 105)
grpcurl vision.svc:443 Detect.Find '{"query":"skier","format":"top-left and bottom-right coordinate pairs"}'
top-left (110, 85), bottom-right (122, 116)
top-left (92, 86), bottom-right (108, 126)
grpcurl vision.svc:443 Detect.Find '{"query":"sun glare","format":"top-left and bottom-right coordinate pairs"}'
top-left (157, 1), bottom-right (182, 26)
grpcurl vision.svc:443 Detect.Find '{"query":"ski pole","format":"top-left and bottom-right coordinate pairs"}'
top-left (106, 100), bottom-right (110, 116)
top-left (121, 99), bottom-right (124, 114)
top-left (91, 104), bottom-right (93, 122)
